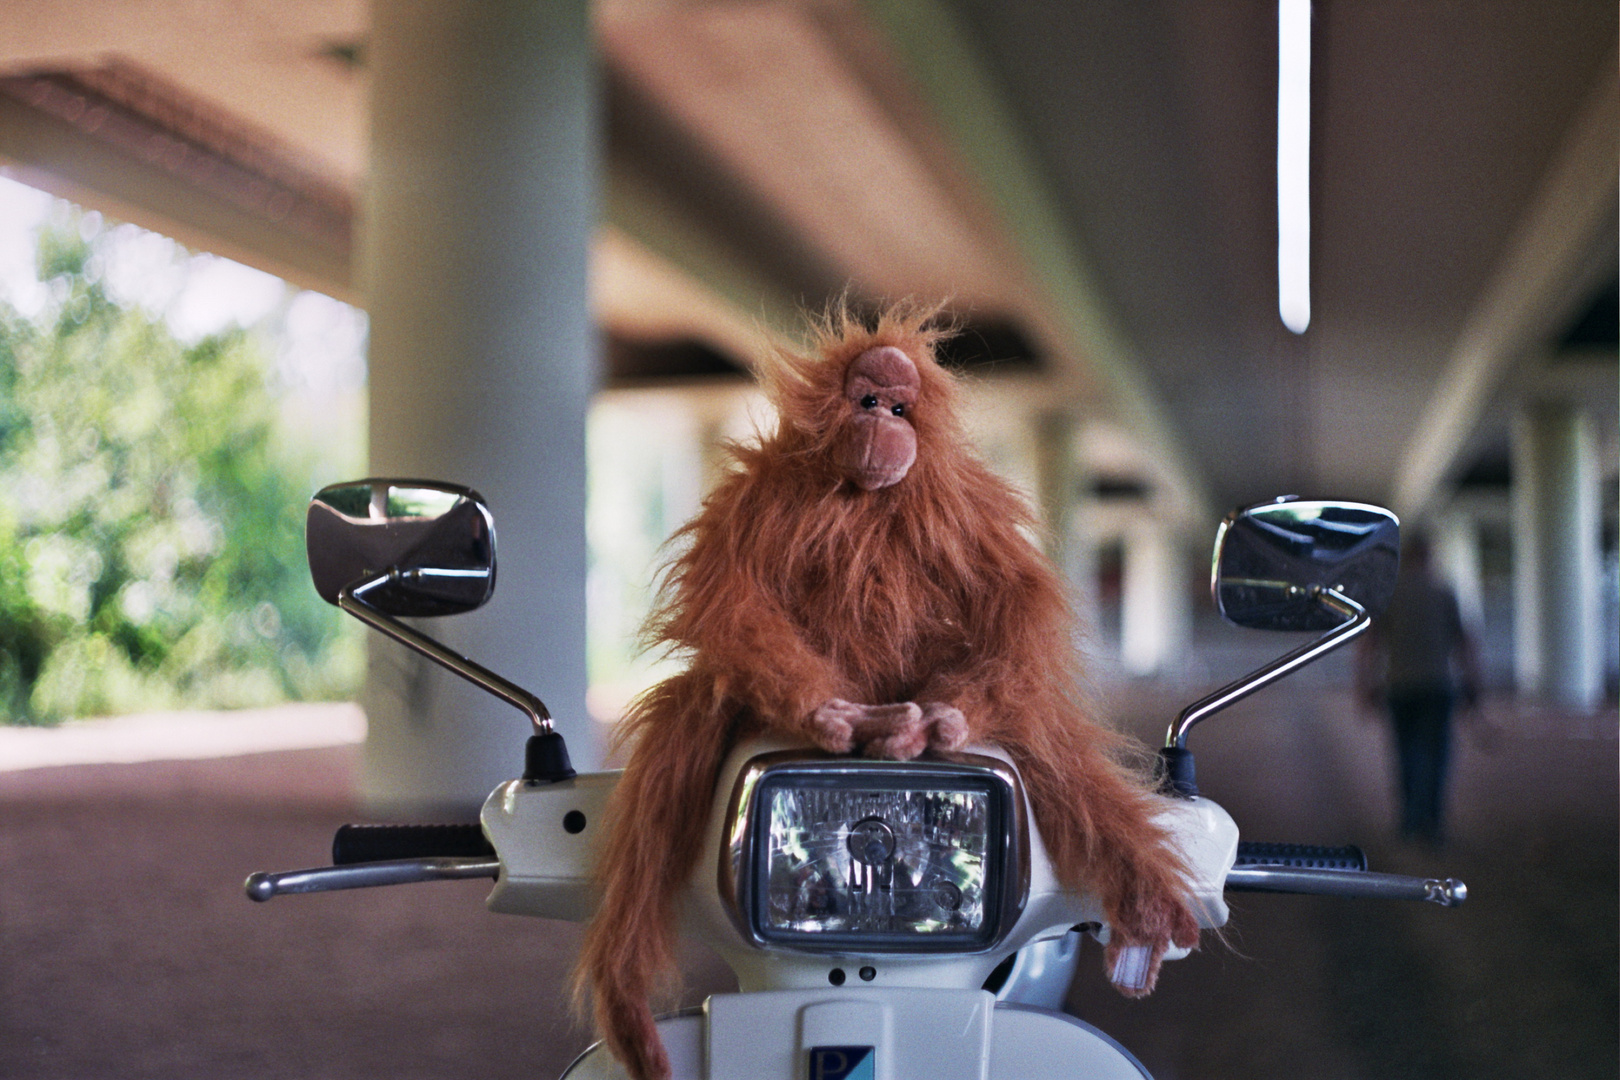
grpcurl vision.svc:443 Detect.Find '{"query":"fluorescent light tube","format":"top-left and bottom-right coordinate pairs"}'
top-left (1278, 0), bottom-right (1311, 334)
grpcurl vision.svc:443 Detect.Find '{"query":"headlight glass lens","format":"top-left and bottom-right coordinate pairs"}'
top-left (746, 768), bottom-right (1009, 950)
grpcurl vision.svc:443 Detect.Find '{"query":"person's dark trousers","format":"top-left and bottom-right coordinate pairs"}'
top-left (1387, 687), bottom-right (1455, 843)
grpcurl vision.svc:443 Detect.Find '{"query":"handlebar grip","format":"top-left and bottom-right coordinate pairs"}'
top-left (332, 823), bottom-right (495, 866)
top-left (1235, 841), bottom-right (1366, 871)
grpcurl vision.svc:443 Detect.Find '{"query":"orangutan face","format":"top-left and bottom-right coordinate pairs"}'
top-left (837, 345), bottom-right (920, 491)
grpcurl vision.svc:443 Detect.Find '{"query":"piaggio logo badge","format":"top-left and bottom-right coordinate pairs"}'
top-left (808, 1045), bottom-right (875, 1080)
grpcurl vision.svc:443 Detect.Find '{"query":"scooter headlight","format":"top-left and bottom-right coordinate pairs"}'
top-left (721, 752), bottom-right (1029, 953)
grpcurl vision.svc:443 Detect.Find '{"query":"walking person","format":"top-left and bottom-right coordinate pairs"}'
top-left (1356, 533), bottom-right (1483, 846)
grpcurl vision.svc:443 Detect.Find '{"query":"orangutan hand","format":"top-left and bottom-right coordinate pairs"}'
top-left (918, 702), bottom-right (969, 753)
top-left (808, 699), bottom-right (972, 759)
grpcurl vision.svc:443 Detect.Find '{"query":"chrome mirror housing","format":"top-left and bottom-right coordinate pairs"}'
top-left (307, 479), bottom-right (496, 617)
top-left (305, 478), bottom-right (571, 781)
top-left (1213, 497), bottom-right (1399, 632)
top-left (1160, 496), bottom-right (1400, 798)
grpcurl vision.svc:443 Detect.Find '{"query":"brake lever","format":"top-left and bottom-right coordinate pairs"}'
top-left (245, 857), bottom-right (500, 901)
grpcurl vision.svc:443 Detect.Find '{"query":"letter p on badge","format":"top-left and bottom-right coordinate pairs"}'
top-left (809, 1045), bottom-right (875, 1080)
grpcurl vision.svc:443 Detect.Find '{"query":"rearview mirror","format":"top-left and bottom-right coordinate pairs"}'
top-left (306, 479), bottom-right (496, 617)
top-left (1162, 496), bottom-right (1401, 796)
top-left (1213, 498), bottom-right (1399, 631)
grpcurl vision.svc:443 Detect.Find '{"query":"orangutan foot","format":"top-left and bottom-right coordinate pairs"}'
top-left (1103, 885), bottom-right (1202, 998)
top-left (1106, 943), bottom-right (1156, 996)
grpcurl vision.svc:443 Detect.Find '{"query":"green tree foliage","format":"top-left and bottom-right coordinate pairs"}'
top-left (0, 214), bottom-right (359, 724)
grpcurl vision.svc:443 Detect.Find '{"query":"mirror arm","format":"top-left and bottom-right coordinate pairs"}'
top-left (1160, 587), bottom-right (1367, 796)
top-left (340, 570), bottom-right (555, 733)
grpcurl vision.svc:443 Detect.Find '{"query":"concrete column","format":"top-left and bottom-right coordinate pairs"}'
top-left (1433, 511), bottom-right (1484, 628)
top-left (1121, 523), bottom-right (1191, 677)
top-left (697, 416), bottom-right (734, 497)
top-left (1033, 412), bottom-right (1078, 577)
top-left (360, 0), bottom-right (597, 814)
top-left (1069, 521), bottom-right (1102, 658)
top-left (1511, 401), bottom-right (1602, 708)
top-left (1034, 412), bottom-right (1100, 648)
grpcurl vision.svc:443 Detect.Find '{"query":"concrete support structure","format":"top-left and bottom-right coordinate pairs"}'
top-left (1433, 511), bottom-right (1484, 628)
top-left (360, 0), bottom-right (596, 813)
top-left (1033, 411), bottom-right (1104, 650)
top-left (1034, 413), bottom-right (1078, 579)
top-left (1511, 401), bottom-right (1602, 708)
top-left (1120, 523), bottom-right (1191, 677)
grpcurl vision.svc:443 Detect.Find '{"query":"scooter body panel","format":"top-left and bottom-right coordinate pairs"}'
top-left (483, 772), bottom-right (617, 922)
top-left (559, 993), bottom-right (1151, 1080)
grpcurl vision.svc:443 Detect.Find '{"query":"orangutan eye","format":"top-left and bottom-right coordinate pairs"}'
top-left (860, 394), bottom-right (878, 409)
top-left (891, 403), bottom-right (906, 417)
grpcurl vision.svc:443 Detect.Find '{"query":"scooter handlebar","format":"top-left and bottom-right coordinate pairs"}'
top-left (1226, 864), bottom-right (1467, 906)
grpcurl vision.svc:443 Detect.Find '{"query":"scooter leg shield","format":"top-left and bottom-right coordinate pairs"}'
top-left (560, 1013), bottom-right (705, 1080)
top-left (559, 995), bottom-right (1152, 1080)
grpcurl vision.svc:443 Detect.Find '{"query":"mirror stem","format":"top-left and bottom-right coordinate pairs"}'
top-left (1160, 587), bottom-right (1367, 797)
top-left (341, 570), bottom-right (555, 734)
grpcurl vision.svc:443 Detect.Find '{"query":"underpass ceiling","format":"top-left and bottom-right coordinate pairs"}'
top-left (0, 0), bottom-right (1613, 524)
top-left (949, 0), bottom-right (1617, 512)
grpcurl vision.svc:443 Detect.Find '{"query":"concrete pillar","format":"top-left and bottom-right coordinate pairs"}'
top-left (1433, 511), bottom-right (1484, 628)
top-left (1033, 412), bottom-right (1078, 577)
top-left (697, 416), bottom-right (734, 497)
top-left (1511, 401), bottom-right (1602, 708)
top-left (360, 0), bottom-right (597, 814)
top-left (1034, 412), bottom-right (1099, 648)
top-left (1121, 523), bottom-right (1191, 677)
top-left (1069, 521), bottom-right (1102, 657)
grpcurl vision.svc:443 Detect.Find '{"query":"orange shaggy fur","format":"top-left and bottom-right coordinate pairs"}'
top-left (576, 305), bottom-right (1199, 1080)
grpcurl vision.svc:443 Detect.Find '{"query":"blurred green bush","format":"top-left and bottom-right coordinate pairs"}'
top-left (0, 213), bottom-right (360, 724)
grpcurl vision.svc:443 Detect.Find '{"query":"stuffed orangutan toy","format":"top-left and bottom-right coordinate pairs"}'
top-left (577, 304), bottom-right (1199, 1080)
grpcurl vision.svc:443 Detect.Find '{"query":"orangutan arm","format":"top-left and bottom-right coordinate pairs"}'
top-left (689, 602), bottom-right (851, 743)
top-left (578, 674), bottom-right (742, 1080)
top-left (908, 558), bottom-right (1064, 738)
top-left (912, 558), bottom-right (1201, 993)
top-left (665, 500), bottom-right (866, 749)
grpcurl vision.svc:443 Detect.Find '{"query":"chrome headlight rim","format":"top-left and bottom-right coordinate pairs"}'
top-left (718, 749), bottom-right (1031, 955)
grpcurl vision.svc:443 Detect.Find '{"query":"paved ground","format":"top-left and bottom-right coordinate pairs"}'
top-left (1078, 684), bottom-right (1618, 1080)
top-left (0, 686), bottom-right (1613, 1079)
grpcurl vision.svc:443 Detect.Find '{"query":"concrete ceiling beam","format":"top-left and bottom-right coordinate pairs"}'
top-left (601, 157), bottom-right (807, 361)
top-left (858, 0), bottom-right (1214, 529)
top-left (1392, 53), bottom-right (1618, 523)
top-left (0, 74), bottom-right (355, 302)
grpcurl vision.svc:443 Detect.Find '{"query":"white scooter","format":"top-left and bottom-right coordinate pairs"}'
top-left (247, 482), bottom-right (1466, 1080)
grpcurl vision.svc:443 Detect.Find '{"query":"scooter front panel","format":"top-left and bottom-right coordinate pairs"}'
top-left (558, 1013), bottom-right (705, 1080)
top-left (560, 990), bottom-right (1154, 1080)
top-left (988, 1005), bottom-right (1153, 1079)
top-left (707, 988), bottom-right (992, 1080)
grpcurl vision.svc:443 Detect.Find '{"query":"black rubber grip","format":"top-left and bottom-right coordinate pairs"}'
top-left (331, 823), bottom-right (495, 866)
top-left (1235, 841), bottom-right (1367, 872)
